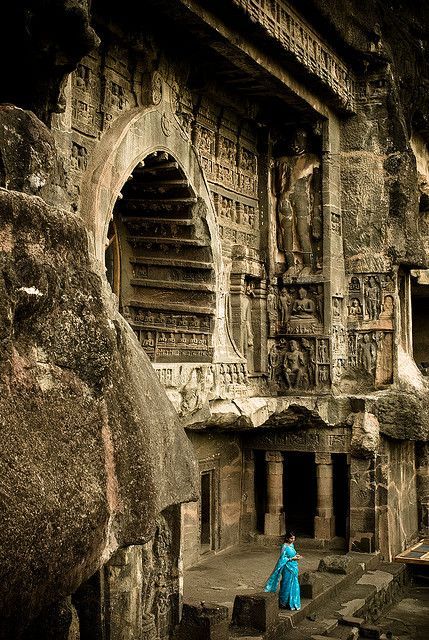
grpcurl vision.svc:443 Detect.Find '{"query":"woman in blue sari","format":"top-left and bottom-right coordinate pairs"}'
top-left (264, 531), bottom-right (301, 610)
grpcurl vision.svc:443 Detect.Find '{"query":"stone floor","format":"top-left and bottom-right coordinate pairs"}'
top-left (183, 542), bottom-right (342, 615)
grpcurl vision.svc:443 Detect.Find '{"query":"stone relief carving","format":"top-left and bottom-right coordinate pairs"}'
top-left (231, 0), bottom-right (357, 111)
top-left (276, 284), bottom-right (323, 334)
top-left (267, 285), bottom-right (279, 336)
top-left (347, 273), bottom-right (395, 330)
top-left (348, 329), bottom-right (393, 386)
top-left (275, 127), bottom-right (322, 275)
top-left (242, 282), bottom-right (255, 372)
top-left (268, 336), bottom-right (330, 391)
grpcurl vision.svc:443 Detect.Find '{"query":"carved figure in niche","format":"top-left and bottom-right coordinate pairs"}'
top-left (267, 285), bottom-right (279, 335)
top-left (275, 127), bottom-right (322, 274)
top-left (268, 344), bottom-right (279, 380)
top-left (380, 294), bottom-right (394, 318)
top-left (279, 288), bottom-right (293, 326)
top-left (143, 332), bottom-right (155, 347)
top-left (242, 283), bottom-right (254, 371)
top-left (332, 297), bottom-right (342, 318)
top-left (181, 368), bottom-right (204, 414)
top-left (365, 276), bottom-right (381, 320)
top-left (71, 143), bottom-right (79, 169)
top-left (349, 298), bottom-right (363, 317)
top-left (302, 338), bottom-right (316, 386)
top-left (291, 286), bottom-right (317, 319)
top-left (349, 276), bottom-right (360, 292)
top-left (283, 339), bottom-right (305, 388)
top-left (78, 145), bottom-right (87, 170)
top-left (358, 333), bottom-right (376, 373)
top-left (318, 339), bottom-right (328, 362)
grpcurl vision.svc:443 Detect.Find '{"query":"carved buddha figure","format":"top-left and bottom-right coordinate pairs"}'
top-left (275, 127), bottom-right (322, 274)
top-left (291, 287), bottom-right (317, 320)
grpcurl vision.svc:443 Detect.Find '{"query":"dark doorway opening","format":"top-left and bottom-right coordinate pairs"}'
top-left (283, 452), bottom-right (316, 537)
top-left (332, 453), bottom-right (350, 540)
top-left (200, 470), bottom-right (214, 552)
top-left (72, 570), bottom-right (103, 640)
top-left (254, 450), bottom-right (267, 534)
top-left (411, 278), bottom-right (429, 375)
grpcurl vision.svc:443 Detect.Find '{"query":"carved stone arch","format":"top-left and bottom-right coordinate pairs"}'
top-left (79, 97), bottom-right (237, 364)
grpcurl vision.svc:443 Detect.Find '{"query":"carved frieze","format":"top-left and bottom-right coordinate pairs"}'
top-left (125, 306), bottom-right (214, 363)
top-left (232, 0), bottom-right (357, 111)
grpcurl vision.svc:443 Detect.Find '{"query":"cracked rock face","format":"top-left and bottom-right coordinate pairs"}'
top-left (0, 107), bottom-right (197, 633)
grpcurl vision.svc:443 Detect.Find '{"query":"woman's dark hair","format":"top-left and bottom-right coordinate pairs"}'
top-left (284, 531), bottom-right (295, 541)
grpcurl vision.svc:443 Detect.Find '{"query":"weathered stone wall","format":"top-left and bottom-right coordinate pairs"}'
top-left (386, 440), bottom-right (418, 558)
top-left (182, 432), bottom-right (242, 568)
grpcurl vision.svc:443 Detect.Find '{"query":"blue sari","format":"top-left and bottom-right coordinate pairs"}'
top-left (264, 543), bottom-right (301, 610)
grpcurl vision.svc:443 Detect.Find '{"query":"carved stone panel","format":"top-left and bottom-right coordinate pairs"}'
top-left (277, 283), bottom-right (323, 335)
top-left (268, 335), bottom-right (330, 392)
top-left (347, 273), bottom-right (395, 330)
top-left (348, 330), bottom-right (393, 387)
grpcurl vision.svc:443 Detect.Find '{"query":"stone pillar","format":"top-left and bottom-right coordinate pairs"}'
top-left (240, 449), bottom-right (256, 541)
top-left (416, 442), bottom-right (429, 536)
top-left (314, 452), bottom-right (336, 540)
top-left (264, 451), bottom-right (285, 536)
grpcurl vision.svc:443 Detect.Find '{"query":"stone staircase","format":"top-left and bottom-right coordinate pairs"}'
top-left (175, 553), bottom-right (409, 640)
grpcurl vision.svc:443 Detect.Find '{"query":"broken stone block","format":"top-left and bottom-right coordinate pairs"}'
top-left (360, 623), bottom-right (382, 639)
top-left (299, 571), bottom-right (326, 599)
top-left (232, 593), bottom-right (278, 632)
top-left (177, 601), bottom-right (229, 640)
top-left (318, 555), bottom-right (359, 574)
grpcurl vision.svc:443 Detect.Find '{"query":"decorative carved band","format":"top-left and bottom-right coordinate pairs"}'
top-left (232, 0), bottom-right (357, 111)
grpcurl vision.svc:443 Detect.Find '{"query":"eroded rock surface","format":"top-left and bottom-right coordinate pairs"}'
top-left (0, 108), bottom-right (197, 634)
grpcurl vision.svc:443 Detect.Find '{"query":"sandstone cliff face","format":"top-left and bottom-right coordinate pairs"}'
top-left (0, 106), bottom-right (197, 633)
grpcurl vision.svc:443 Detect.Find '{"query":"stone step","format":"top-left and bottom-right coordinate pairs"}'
top-left (283, 562), bottom-right (408, 640)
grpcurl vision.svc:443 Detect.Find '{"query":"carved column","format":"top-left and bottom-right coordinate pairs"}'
top-left (264, 451), bottom-right (285, 536)
top-left (314, 452), bottom-right (336, 540)
top-left (416, 442), bottom-right (429, 536)
top-left (240, 450), bottom-right (256, 541)
top-left (251, 279), bottom-right (267, 373)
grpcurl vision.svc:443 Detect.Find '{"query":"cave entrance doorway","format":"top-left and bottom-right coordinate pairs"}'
top-left (254, 449), bottom-right (267, 534)
top-left (106, 150), bottom-right (216, 364)
top-left (411, 275), bottom-right (429, 375)
top-left (283, 452), bottom-right (316, 538)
